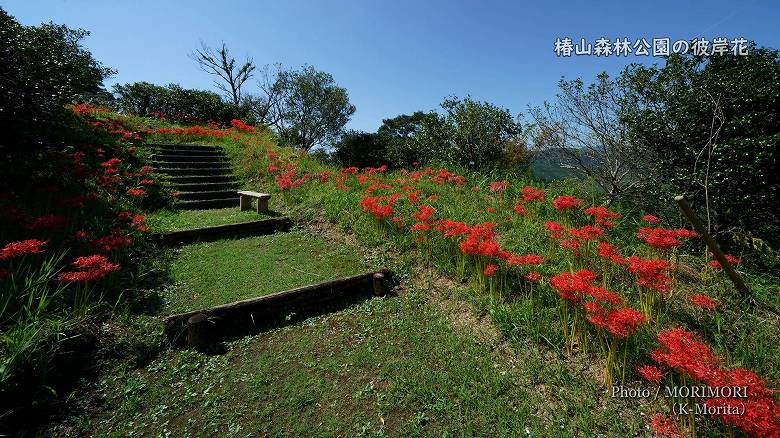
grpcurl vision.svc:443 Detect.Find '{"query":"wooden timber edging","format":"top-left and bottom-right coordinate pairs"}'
top-left (148, 217), bottom-right (293, 246)
top-left (163, 269), bottom-right (393, 347)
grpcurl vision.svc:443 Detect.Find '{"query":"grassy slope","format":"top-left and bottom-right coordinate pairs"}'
top-left (53, 112), bottom-right (779, 437)
top-left (146, 207), bottom-right (276, 232)
top-left (71, 280), bottom-right (652, 437)
top-left (164, 230), bottom-right (372, 313)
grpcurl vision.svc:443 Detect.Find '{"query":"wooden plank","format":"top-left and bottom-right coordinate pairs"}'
top-left (674, 195), bottom-right (750, 298)
top-left (237, 190), bottom-right (271, 198)
top-left (163, 268), bottom-right (393, 346)
top-left (147, 217), bottom-right (292, 246)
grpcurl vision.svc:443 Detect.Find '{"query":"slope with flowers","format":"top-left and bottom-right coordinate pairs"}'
top-left (50, 106), bottom-right (780, 437)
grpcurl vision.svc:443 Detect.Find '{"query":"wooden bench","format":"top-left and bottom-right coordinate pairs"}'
top-left (237, 191), bottom-right (271, 214)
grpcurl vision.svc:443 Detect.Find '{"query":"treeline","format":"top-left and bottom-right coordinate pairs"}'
top-left (332, 97), bottom-right (531, 172)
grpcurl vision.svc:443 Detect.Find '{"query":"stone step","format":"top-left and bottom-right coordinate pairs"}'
top-left (148, 143), bottom-right (222, 152)
top-left (174, 181), bottom-right (239, 192)
top-left (176, 190), bottom-right (238, 201)
top-left (167, 175), bottom-right (237, 184)
top-left (174, 197), bottom-right (240, 210)
top-left (157, 167), bottom-right (233, 176)
top-left (150, 161), bottom-right (228, 169)
top-left (152, 154), bottom-right (227, 162)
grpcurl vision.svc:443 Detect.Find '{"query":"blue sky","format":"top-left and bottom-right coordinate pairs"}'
top-left (6, 0), bottom-right (780, 131)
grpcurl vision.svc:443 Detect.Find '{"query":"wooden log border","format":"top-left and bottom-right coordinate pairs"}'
top-left (163, 268), bottom-right (394, 346)
top-left (148, 217), bottom-right (293, 246)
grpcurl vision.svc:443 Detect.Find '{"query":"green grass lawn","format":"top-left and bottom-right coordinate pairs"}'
top-left (146, 207), bottom-right (276, 232)
top-left (164, 230), bottom-right (372, 313)
top-left (66, 287), bottom-right (649, 437)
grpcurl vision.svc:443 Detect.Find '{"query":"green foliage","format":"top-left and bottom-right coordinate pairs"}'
top-left (113, 82), bottom-right (250, 124)
top-left (438, 96), bottom-right (523, 169)
top-left (379, 111), bottom-right (439, 167)
top-left (277, 66), bottom-right (356, 151)
top-left (621, 46), bottom-right (780, 254)
top-left (333, 130), bottom-right (388, 167)
top-left (0, 8), bottom-right (113, 157)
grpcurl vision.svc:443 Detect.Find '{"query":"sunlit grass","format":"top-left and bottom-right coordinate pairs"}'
top-left (164, 230), bottom-right (372, 312)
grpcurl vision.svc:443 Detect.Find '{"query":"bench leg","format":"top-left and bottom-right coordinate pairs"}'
top-left (239, 195), bottom-right (250, 211)
top-left (257, 197), bottom-right (269, 214)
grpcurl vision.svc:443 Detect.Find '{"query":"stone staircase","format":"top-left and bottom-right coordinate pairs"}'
top-left (149, 143), bottom-right (240, 210)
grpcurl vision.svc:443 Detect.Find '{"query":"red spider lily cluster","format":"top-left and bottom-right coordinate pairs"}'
top-left (637, 227), bottom-right (697, 251)
top-left (0, 239), bottom-right (47, 260)
top-left (646, 328), bottom-right (780, 437)
top-left (58, 254), bottom-right (120, 283)
top-left (1, 105), bottom-right (169, 317)
top-left (62, 108), bottom-right (776, 437)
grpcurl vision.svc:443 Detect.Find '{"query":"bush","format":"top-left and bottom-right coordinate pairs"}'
top-left (0, 8), bottom-right (113, 159)
top-left (622, 46), bottom-right (780, 255)
top-left (113, 82), bottom-right (251, 124)
top-left (333, 131), bottom-right (387, 167)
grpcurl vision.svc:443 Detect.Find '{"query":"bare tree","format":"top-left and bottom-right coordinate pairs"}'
top-left (693, 91), bottom-right (725, 235)
top-left (243, 63), bottom-right (288, 128)
top-left (529, 73), bottom-right (658, 204)
top-left (190, 42), bottom-right (255, 106)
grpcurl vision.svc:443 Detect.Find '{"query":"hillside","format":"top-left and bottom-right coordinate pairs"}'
top-left (14, 107), bottom-right (776, 437)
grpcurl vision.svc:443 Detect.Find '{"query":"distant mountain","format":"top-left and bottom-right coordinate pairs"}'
top-left (529, 148), bottom-right (597, 181)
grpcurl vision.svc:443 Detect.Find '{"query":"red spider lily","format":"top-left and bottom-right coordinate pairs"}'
top-left (0, 239), bottom-right (47, 260)
top-left (100, 157), bottom-right (122, 167)
top-left (604, 307), bottom-right (646, 338)
top-left (583, 206), bottom-right (621, 227)
top-left (707, 253), bottom-right (742, 269)
top-left (139, 179), bottom-right (155, 186)
top-left (569, 225), bottom-right (605, 240)
top-left (507, 254), bottom-right (544, 265)
top-left (549, 269), bottom-right (597, 302)
top-left (358, 196), bottom-right (394, 220)
top-left (636, 365), bottom-right (666, 384)
top-left (410, 222), bottom-right (431, 231)
top-left (230, 119), bottom-right (255, 133)
top-left (584, 301), bottom-right (606, 326)
top-left (26, 215), bottom-right (68, 231)
top-left (524, 271), bottom-right (542, 282)
top-left (559, 239), bottom-right (581, 252)
top-left (435, 220), bottom-right (470, 238)
top-left (140, 165), bottom-right (154, 174)
top-left (489, 181), bottom-right (510, 192)
top-left (651, 329), bottom-right (780, 436)
top-left (91, 231), bottom-right (133, 252)
top-left (127, 188), bottom-right (147, 197)
top-left (484, 207), bottom-right (496, 214)
top-left (705, 368), bottom-right (780, 437)
top-left (520, 186), bottom-right (546, 202)
top-left (71, 254), bottom-right (111, 270)
top-left (650, 328), bottom-right (719, 382)
top-left (690, 293), bottom-right (719, 310)
top-left (637, 227), bottom-right (697, 250)
top-left (596, 241), bottom-right (624, 265)
top-left (552, 195), bottom-right (583, 210)
top-left (483, 263), bottom-right (498, 277)
top-left (74, 229), bottom-right (91, 240)
top-left (642, 214), bottom-right (661, 224)
top-left (586, 286), bottom-right (623, 306)
top-left (626, 256), bottom-right (672, 293)
top-left (58, 255), bottom-right (120, 282)
top-left (544, 221), bottom-right (565, 239)
top-left (512, 203), bottom-right (526, 216)
top-left (648, 413), bottom-right (680, 438)
top-left (411, 205), bottom-right (436, 222)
